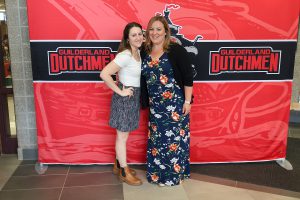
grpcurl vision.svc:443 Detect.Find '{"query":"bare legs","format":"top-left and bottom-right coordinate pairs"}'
top-left (114, 129), bottom-right (142, 185)
top-left (115, 130), bottom-right (129, 168)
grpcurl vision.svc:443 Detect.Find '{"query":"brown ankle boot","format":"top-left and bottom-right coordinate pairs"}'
top-left (119, 167), bottom-right (142, 186)
top-left (112, 159), bottom-right (120, 175)
top-left (113, 159), bottom-right (136, 175)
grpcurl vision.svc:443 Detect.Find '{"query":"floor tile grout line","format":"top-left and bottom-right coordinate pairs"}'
top-left (67, 171), bottom-right (113, 175)
top-left (0, 161), bottom-right (21, 191)
top-left (234, 180), bottom-right (300, 199)
top-left (12, 174), bottom-right (69, 177)
top-left (1, 187), bottom-right (63, 191)
top-left (1, 183), bottom-right (122, 192)
top-left (58, 165), bottom-right (70, 200)
top-left (179, 182), bottom-right (192, 200)
top-left (11, 170), bottom-right (113, 178)
top-left (63, 183), bottom-right (123, 189)
top-left (18, 163), bottom-right (37, 166)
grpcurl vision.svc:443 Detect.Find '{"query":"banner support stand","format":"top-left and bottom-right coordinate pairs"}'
top-left (35, 162), bottom-right (48, 174)
top-left (275, 158), bottom-right (293, 170)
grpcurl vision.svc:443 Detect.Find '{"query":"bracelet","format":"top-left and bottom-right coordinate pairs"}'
top-left (184, 100), bottom-right (191, 104)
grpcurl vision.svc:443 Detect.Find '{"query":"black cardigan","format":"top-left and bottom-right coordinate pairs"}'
top-left (140, 42), bottom-right (194, 108)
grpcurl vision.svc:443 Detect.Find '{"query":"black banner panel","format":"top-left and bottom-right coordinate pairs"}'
top-left (31, 41), bottom-right (296, 82)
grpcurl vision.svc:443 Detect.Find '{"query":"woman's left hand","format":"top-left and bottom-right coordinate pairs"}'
top-left (182, 103), bottom-right (191, 116)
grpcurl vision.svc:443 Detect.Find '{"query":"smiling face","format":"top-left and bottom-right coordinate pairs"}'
top-left (128, 27), bottom-right (143, 50)
top-left (149, 20), bottom-right (166, 46)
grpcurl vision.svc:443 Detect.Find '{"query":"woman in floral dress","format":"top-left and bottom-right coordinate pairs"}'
top-left (141, 16), bottom-right (194, 186)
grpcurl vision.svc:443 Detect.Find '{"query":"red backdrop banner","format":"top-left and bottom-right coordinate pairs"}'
top-left (27, 0), bottom-right (299, 164)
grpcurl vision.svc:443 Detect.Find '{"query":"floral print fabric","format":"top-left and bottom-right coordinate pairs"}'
top-left (142, 53), bottom-right (190, 186)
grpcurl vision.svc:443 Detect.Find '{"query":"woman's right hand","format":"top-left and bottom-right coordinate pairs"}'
top-left (120, 85), bottom-right (134, 97)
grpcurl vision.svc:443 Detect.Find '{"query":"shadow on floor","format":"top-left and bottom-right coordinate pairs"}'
top-left (190, 137), bottom-right (300, 192)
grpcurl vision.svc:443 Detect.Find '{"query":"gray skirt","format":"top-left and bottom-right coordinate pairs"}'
top-left (109, 83), bottom-right (141, 132)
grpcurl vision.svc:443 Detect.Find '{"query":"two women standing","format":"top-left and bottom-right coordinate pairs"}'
top-left (101, 16), bottom-right (193, 187)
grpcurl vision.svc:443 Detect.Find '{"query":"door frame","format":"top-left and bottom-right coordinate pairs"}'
top-left (0, 35), bottom-right (18, 154)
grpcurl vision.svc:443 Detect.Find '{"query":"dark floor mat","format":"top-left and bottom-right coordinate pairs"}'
top-left (190, 137), bottom-right (300, 192)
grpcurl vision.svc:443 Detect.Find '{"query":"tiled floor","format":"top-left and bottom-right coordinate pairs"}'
top-left (0, 156), bottom-right (300, 200)
top-left (0, 123), bottom-right (299, 199)
top-left (0, 155), bottom-right (20, 190)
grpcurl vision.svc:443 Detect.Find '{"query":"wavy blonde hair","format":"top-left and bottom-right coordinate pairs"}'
top-left (144, 15), bottom-right (171, 54)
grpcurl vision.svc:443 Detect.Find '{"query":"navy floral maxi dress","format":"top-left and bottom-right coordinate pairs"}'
top-left (142, 53), bottom-right (190, 186)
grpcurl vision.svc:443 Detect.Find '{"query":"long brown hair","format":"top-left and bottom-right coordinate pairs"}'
top-left (144, 15), bottom-right (171, 54)
top-left (118, 22), bottom-right (142, 53)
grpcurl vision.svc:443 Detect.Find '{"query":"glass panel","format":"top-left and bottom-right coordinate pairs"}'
top-left (7, 94), bottom-right (16, 137)
top-left (1, 0), bottom-right (15, 136)
top-left (1, 0), bottom-right (12, 88)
